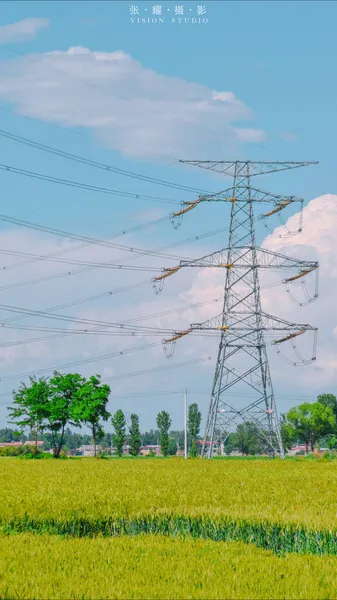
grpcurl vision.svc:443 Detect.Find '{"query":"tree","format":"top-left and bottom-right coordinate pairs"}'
top-left (156, 411), bottom-right (171, 456)
top-left (142, 429), bottom-right (159, 445)
top-left (8, 376), bottom-right (50, 454)
top-left (318, 394), bottom-right (337, 421)
top-left (0, 427), bottom-right (26, 443)
top-left (169, 430), bottom-right (185, 452)
top-left (235, 422), bottom-right (262, 455)
top-left (280, 413), bottom-right (295, 452)
top-left (223, 432), bottom-right (237, 455)
top-left (168, 437), bottom-right (177, 456)
top-left (111, 409), bottom-right (126, 456)
top-left (285, 402), bottom-right (336, 453)
top-left (72, 375), bottom-right (111, 456)
top-left (188, 403), bottom-right (201, 457)
top-left (129, 413), bottom-right (142, 456)
top-left (47, 371), bottom-right (85, 458)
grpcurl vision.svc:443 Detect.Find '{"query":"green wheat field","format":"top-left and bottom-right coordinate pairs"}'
top-left (2, 458), bottom-right (337, 599)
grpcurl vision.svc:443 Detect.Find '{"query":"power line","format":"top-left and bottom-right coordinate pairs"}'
top-left (0, 43), bottom-right (241, 153)
top-left (0, 297), bottom-right (222, 348)
top-left (0, 223), bottom-right (225, 293)
top-left (0, 163), bottom-right (180, 205)
top-left (0, 247), bottom-right (163, 272)
top-left (102, 356), bottom-right (213, 383)
top-left (0, 211), bottom-right (188, 264)
top-left (0, 127), bottom-right (211, 196)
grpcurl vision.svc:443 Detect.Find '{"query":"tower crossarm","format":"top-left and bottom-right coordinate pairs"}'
top-left (179, 160), bottom-right (318, 177)
top-left (170, 186), bottom-right (303, 223)
top-left (162, 311), bottom-right (316, 349)
top-left (153, 247), bottom-right (318, 279)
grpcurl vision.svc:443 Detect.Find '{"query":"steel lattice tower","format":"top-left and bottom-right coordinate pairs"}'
top-left (152, 161), bottom-right (319, 459)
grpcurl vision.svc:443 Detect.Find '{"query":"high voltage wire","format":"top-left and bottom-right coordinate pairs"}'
top-left (0, 43), bottom-right (239, 152)
top-left (0, 352), bottom-right (213, 387)
top-left (0, 212), bottom-right (188, 264)
top-left (0, 301), bottom-right (180, 332)
top-left (0, 212), bottom-right (171, 272)
top-left (0, 163), bottom-right (180, 205)
top-left (0, 297), bottom-right (222, 348)
top-left (0, 387), bottom-right (321, 405)
top-left (0, 247), bottom-right (162, 272)
top-left (0, 224), bottom-right (226, 293)
top-left (0, 104), bottom-right (179, 165)
top-left (0, 128), bottom-right (211, 196)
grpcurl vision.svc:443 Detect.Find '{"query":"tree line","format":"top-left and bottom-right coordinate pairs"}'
top-left (6, 371), bottom-right (202, 458)
top-left (223, 394), bottom-right (337, 455)
top-left (5, 370), bottom-right (337, 457)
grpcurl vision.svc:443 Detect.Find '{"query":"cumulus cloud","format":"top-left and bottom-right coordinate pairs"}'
top-left (0, 46), bottom-right (265, 160)
top-left (0, 18), bottom-right (50, 43)
top-left (280, 133), bottom-right (298, 143)
top-left (234, 128), bottom-right (267, 142)
top-left (0, 223), bottom-right (218, 427)
top-left (181, 194), bottom-right (337, 407)
top-left (0, 194), bottom-right (335, 426)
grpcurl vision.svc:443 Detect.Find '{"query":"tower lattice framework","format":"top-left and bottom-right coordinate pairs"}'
top-left (152, 161), bottom-right (319, 459)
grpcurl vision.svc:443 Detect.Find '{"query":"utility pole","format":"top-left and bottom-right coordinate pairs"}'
top-left (184, 390), bottom-right (188, 459)
top-left (153, 161), bottom-right (319, 459)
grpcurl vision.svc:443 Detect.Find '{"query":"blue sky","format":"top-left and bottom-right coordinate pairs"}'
top-left (0, 1), bottom-right (335, 431)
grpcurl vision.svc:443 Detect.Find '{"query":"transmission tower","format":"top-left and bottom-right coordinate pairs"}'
top-left (152, 161), bottom-right (319, 459)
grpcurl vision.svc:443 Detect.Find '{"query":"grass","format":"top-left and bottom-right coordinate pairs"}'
top-left (2, 533), bottom-right (337, 599)
top-left (3, 458), bottom-right (337, 598)
top-left (2, 458), bottom-right (337, 529)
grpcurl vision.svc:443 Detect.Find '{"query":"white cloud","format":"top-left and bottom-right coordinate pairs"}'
top-left (280, 133), bottom-right (298, 143)
top-left (0, 46), bottom-right (265, 160)
top-left (234, 128), bottom-right (267, 142)
top-left (182, 194), bottom-right (337, 403)
top-left (0, 195), bottom-right (335, 427)
top-left (0, 18), bottom-right (50, 43)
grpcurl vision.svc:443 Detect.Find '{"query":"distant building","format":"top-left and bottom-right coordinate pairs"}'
top-left (25, 441), bottom-right (44, 448)
top-left (140, 444), bottom-right (161, 456)
top-left (0, 441), bottom-right (22, 447)
top-left (199, 440), bottom-right (221, 456)
top-left (76, 445), bottom-right (103, 457)
top-left (287, 444), bottom-right (307, 455)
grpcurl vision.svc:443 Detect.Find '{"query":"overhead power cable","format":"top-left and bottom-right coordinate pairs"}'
top-left (0, 297), bottom-right (222, 348)
top-left (0, 211), bottom-right (170, 272)
top-left (0, 163), bottom-right (180, 205)
top-left (0, 128), bottom-right (211, 195)
top-left (0, 341), bottom-right (162, 381)
top-left (0, 43), bottom-right (242, 153)
top-left (0, 211), bottom-right (188, 264)
top-left (0, 300), bottom-right (182, 332)
top-left (0, 247), bottom-right (162, 272)
top-left (101, 356), bottom-right (213, 383)
top-left (0, 224), bottom-right (225, 293)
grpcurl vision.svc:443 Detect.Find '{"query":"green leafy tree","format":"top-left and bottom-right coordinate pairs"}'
top-left (169, 430), bottom-right (185, 452)
top-left (223, 432), bottom-right (236, 455)
top-left (8, 377), bottom-right (50, 454)
top-left (72, 375), bottom-right (111, 456)
top-left (188, 403), bottom-right (201, 457)
top-left (0, 428), bottom-right (26, 443)
top-left (129, 413), bottom-right (142, 456)
top-left (318, 394), bottom-right (337, 421)
top-left (156, 411), bottom-right (171, 456)
top-left (48, 371), bottom-right (85, 458)
top-left (285, 402), bottom-right (336, 453)
top-left (327, 435), bottom-right (337, 450)
top-left (168, 437), bottom-right (177, 456)
top-left (280, 413), bottom-right (295, 452)
top-left (111, 409), bottom-right (126, 456)
top-left (142, 429), bottom-right (159, 445)
top-left (235, 422), bottom-right (262, 455)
